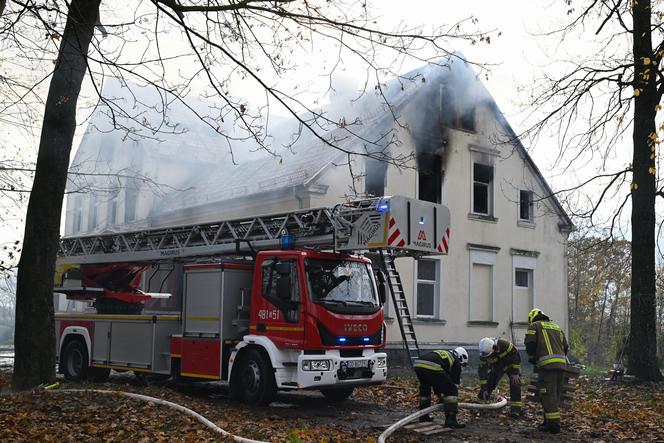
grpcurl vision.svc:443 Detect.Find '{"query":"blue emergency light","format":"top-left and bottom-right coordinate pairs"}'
top-left (337, 337), bottom-right (347, 344)
top-left (376, 198), bottom-right (390, 212)
top-left (280, 233), bottom-right (295, 249)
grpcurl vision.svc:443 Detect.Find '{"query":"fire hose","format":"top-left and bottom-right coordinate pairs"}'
top-left (40, 387), bottom-right (268, 443)
top-left (378, 396), bottom-right (508, 443)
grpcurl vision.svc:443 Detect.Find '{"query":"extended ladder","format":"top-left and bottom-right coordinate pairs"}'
top-left (58, 195), bottom-right (451, 266)
top-left (380, 250), bottom-right (420, 366)
top-left (59, 204), bottom-right (345, 264)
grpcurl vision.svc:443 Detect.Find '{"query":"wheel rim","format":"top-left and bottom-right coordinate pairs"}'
top-left (67, 347), bottom-right (83, 377)
top-left (242, 360), bottom-right (261, 395)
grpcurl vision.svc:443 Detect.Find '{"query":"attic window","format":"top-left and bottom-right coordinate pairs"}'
top-left (418, 152), bottom-right (443, 204)
top-left (519, 190), bottom-right (534, 221)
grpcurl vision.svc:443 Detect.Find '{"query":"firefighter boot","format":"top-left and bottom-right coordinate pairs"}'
top-left (418, 397), bottom-right (433, 422)
top-left (537, 419), bottom-right (560, 433)
top-left (444, 413), bottom-right (466, 429)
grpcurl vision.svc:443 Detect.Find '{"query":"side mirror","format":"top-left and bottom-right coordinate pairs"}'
top-left (376, 270), bottom-right (387, 304)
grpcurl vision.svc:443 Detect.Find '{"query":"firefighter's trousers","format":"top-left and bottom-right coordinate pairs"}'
top-left (414, 366), bottom-right (458, 415)
top-left (537, 368), bottom-right (564, 425)
top-left (488, 369), bottom-right (522, 414)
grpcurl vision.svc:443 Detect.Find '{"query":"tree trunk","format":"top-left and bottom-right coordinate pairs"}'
top-left (595, 281), bottom-right (611, 364)
top-left (12, 0), bottom-right (100, 391)
top-left (628, 0), bottom-right (663, 381)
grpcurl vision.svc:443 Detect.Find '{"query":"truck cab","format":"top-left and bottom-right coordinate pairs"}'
top-left (242, 250), bottom-right (386, 400)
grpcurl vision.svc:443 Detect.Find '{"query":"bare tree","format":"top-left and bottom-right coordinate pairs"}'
top-left (2, 1), bottom-right (490, 389)
top-left (526, 1), bottom-right (662, 381)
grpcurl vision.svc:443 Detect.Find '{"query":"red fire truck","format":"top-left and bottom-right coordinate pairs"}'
top-left (54, 196), bottom-right (450, 405)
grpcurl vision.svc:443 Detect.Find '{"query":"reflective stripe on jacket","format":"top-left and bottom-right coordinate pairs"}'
top-left (524, 320), bottom-right (568, 370)
top-left (478, 338), bottom-right (521, 388)
top-left (415, 350), bottom-right (461, 384)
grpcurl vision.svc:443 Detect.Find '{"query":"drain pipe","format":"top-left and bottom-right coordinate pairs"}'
top-left (44, 389), bottom-right (267, 443)
top-left (378, 397), bottom-right (508, 443)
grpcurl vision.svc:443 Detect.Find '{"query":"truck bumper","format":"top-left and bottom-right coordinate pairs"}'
top-left (295, 351), bottom-right (388, 389)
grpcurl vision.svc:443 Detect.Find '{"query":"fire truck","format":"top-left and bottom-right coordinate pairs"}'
top-left (54, 196), bottom-right (450, 405)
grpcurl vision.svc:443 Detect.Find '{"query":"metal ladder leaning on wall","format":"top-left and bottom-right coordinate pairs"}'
top-left (379, 250), bottom-right (420, 367)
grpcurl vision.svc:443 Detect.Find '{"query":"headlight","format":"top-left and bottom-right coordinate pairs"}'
top-left (376, 356), bottom-right (387, 368)
top-left (302, 359), bottom-right (331, 371)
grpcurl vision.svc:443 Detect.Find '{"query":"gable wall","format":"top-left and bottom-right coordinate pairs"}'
top-left (308, 103), bottom-right (569, 350)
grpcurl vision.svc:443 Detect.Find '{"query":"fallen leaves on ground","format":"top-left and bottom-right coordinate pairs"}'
top-left (0, 370), bottom-right (662, 442)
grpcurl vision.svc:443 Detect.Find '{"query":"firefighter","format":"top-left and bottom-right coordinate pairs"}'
top-left (477, 337), bottom-right (522, 418)
top-left (525, 308), bottom-right (569, 434)
top-left (413, 347), bottom-right (468, 428)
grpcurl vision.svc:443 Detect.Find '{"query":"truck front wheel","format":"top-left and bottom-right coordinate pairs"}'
top-left (61, 339), bottom-right (89, 381)
top-left (236, 348), bottom-right (276, 406)
top-left (321, 387), bottom-right (354, 401)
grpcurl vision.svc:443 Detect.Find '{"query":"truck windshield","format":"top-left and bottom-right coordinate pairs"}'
top-left (306, 259), bottom-right (378, 307)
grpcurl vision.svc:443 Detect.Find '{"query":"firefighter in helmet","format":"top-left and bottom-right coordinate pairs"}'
top-left (477, 337), bottom-right (523, 417)
top-left (525, 308), bottom-right (569, 434)
top-left (413, 347), bottom-right (468, 428)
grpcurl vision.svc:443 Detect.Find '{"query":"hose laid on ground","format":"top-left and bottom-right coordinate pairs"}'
top-left (44, 389), bottom-right (268, 443)
top-left (378, 396), bottom-right (507, 443)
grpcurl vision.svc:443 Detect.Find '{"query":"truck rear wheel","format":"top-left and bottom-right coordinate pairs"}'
top-left (61, 339), bottom-right (89, 381)
top-left (236, 348), bottom-right (276, 406)
top-left (321, 387), bottom-right (354, 401)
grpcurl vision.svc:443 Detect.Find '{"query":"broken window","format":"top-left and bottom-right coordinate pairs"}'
top-left (473, 163), bottom-right (493, 215)
top-left (418, 152), bottom-right (443, 203)
top-left (365, 158), bottom-right (387, 197)
top-left (519, 190), bottom-right (534, 221)
top-left (459, 107), bottom-right (475, 132)
top-left (440, 84), bottom-right (475, 132)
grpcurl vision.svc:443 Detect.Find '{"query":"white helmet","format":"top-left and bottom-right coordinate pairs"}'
top-left (479, 337), bottom-right (496, 358)
top-left (453, 347), bottom-right (468, 367)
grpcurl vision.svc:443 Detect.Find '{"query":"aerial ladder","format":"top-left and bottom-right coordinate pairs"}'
top-left (56, 195), bottom-right (451, 365)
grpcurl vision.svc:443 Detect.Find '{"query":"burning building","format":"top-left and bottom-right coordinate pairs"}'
top-left (64, 55), bottom-right (572, 365)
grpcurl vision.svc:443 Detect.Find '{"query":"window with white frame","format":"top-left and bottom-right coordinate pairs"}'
top-left (519, 190), bottom-right (534, 222)
top-left (416, 258), bottom-right (439, 318)
top-left (108, 196), bottom-right (118, 225)
top-left (512, 254), bottom-right (536, 324)
top-left (473, 163), bottom-right (494, 215)
top-left (71, 197), bottom-right (82, 234)
top-left (469, 248), bottom-right (497, 322)
top-left (89, 199), bottom-right (99, 231)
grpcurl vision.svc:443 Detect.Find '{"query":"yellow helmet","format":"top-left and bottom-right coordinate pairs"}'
top-left (528, 308), bottom-right (543, 324)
